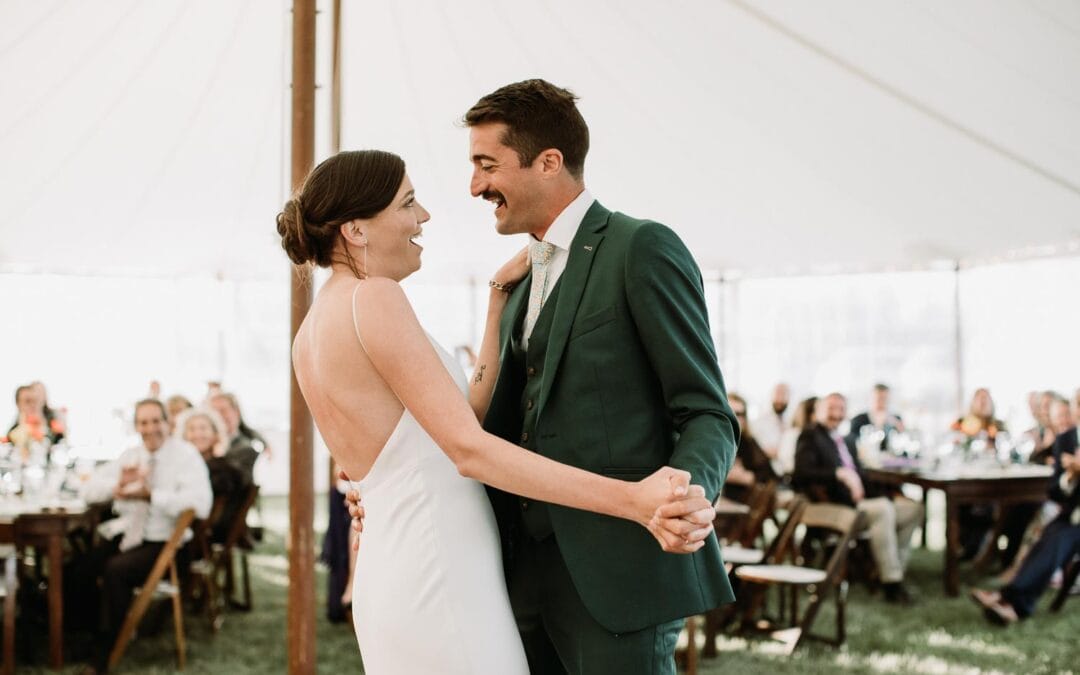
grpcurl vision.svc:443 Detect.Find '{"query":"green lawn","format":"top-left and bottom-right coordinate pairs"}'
top-left (18, 496), bottom-right (1078, 674)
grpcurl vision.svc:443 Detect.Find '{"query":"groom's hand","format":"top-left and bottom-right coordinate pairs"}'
top-left (647, 483), bottom-right (715, 554)
top-left (340, 469), bottom-right (365, 551)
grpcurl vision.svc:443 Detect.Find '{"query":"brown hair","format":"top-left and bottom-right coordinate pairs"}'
top-left (134, 398), bottom-right (168, 422)
top-left (728, 392), bottom-right (750, 436)
top-left (166, 394), bottom-right (193, 412)
top-left (276, 150), bottom-right (406, 269)
top-left (14, 385), bottom-right (32, 405)
top-left (792, 396), bottom-right (818, 430)
top-left (463, 79), bottom-right (589, 178)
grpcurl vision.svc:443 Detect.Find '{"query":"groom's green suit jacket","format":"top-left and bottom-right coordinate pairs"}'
top-left (482, 201), bottom-right (739, 634)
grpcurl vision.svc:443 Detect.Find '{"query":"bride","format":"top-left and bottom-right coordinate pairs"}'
top-left (277, 150), bottom-right (713, 674)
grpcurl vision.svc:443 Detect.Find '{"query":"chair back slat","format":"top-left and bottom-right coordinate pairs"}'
top-left (737, 481), bottom-right (777, 547)
top-left (223, 485), bottom-right (259, 549)
top-left (763, 496), bottom-right (807, 565)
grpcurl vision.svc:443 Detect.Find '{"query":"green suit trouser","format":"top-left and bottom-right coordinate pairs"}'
top-left (508, 528), bottom-right (682, 675)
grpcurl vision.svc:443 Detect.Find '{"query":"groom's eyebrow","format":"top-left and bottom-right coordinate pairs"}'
top-left (471, 153), bottom-right (497, 164)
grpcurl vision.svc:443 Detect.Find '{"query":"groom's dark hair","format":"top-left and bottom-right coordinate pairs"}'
top-left (463, 79), bottom-right (589, 179)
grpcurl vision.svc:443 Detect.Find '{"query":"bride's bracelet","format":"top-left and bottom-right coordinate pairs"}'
top-left (488, 279), bottom-right (516, 293)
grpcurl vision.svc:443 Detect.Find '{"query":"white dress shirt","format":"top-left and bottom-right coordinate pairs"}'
top-left (752, 408), bottom-right (787, 454)
top-left (82, 436), bottom-right (213, 543)
top-left (522, 189), bottom-right (594, 347)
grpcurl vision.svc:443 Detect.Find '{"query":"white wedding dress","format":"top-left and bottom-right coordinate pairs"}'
top-left (349, 318), bottom-right (529, 674)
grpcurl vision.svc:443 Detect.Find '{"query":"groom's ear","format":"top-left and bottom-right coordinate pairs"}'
top-left (535, 148), bottom-right (564, 177)
top-left (340, 219), bottom-right (367, 247)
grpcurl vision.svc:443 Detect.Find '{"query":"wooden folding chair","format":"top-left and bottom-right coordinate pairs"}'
top-left (0, 544), bottom-right (17, 675)
top-left (188, 496), bottom-right (227, 632)
top-left (107, 509), bottom-right (196, 671)
top-left (1050, 554), bottom-right (1080, 613)
top-left (218, 484), bottom-right (259, 611)
top-left (719, 481), bottom-right (777, 549)
top-left (700, 496), bottom-right (807, 659)
top-left (734, 502), bottom-right (864, 654)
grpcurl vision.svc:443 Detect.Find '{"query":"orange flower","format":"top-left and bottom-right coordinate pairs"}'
top-left (25, 413), bottom-right (42, 426)
top-left (959, 416), bottom-right (982, 437)
top-left (49, 419), bottom-right (65, 435)
top-left (0, 436), bottom-right (8, 444)
top-left (30, 426), bottom-right (45, 442)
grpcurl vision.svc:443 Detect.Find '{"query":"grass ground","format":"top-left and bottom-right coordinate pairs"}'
top-left (17, 496), bottom-right (1079, 674)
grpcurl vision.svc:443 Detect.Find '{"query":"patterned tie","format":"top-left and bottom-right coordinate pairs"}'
top-left (523, 240), bottom-right (556, 343)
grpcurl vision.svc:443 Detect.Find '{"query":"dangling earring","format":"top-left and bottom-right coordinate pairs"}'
top-left (342, 242), bottom-right (366, 280)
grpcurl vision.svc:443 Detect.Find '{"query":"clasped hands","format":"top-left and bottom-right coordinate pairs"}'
top-left (340, 467), bottom-right (716, 555)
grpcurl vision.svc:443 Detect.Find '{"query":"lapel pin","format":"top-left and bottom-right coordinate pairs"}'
top-left (583, 245), bottom-right (593, 252)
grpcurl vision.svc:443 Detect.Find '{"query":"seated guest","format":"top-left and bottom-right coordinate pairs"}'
top-left (29, 380), bottom-right (66, 441)
top-left (179, 409), bottom-right (252, 543)
top-left (751, 382), bottom-right (790, 472)
top-left (998, 391), bottom-right (1080, 577)
top-left (951, 387), bottom-right (1006, 446)
top-left (972, 411), bottom-right (1080, 624)
top-left (7, 383), bottom-right (65, 447)
top-left (209, 392), bottom-right (266, 484)
top-left (1030, 394), bottom-right (1069, 465)
top-left (165, 394), bottom-right (194, 434)
top-left (794, 393), bottom-right (922, 603)
top-left (1024, 391), bottom-right (1057, 462)
top-left (848, 383), bottom-right (904, 450)
top-left (724, 393), bottom-right (779, 503)
top-left (952, 387), bottom-right (1007, 559)
top-left (75, 399), bottom-right (213, 674)
top-left (776, 396), bottom-right (817, 476)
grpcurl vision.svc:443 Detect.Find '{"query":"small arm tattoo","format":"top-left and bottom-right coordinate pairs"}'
top-left (473, 364), bottom-right (487, 384)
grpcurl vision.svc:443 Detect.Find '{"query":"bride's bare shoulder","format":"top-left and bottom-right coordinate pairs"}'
top-left (351, 278), bottom-right (419, 325)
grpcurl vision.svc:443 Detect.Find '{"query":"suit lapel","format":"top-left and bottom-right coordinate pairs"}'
top-left (537, 202), bottom-right (609, 417)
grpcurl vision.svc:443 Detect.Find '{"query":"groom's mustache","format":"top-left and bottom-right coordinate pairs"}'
top-left (481, 190), bottom-right (506, 206)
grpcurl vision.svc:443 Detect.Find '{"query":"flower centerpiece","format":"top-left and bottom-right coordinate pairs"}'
top-left (2, 413), bottom-right (50, 463)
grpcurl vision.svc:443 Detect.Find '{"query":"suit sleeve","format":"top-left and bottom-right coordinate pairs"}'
top-left (624, 222), bottom-right (738, 501)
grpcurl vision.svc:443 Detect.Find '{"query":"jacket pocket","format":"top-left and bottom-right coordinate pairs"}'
top-left (570, 306), bottom-right (617, 340)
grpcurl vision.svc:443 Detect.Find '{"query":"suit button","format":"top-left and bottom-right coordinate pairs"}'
top-left (527, 367), bottom-right (536, 377)
top-left (521, 500), bottom-right (530, 511)
top-left (526, 400), bottom-right (534, 410)
top-left (521, 432), bottom-right (529, 443)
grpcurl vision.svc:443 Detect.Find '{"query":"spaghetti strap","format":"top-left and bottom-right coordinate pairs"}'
top-left (350, 281), bottom-right (365, 344)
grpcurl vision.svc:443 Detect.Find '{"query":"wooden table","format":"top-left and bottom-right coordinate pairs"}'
top-left (864, 465), bottom-right (1053, 597)
top-left (0, 500), bottom-right (99, 669)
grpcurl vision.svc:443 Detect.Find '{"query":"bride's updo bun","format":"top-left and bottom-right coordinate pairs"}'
top-left (276, 150), bottom-right (406, 267)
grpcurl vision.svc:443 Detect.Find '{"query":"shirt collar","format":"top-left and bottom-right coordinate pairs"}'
top-left (538, 189), bottom-right (594, 251)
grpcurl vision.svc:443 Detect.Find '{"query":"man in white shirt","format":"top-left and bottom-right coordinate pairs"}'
top-left (77, 398), bottom-right (212, 673)
top-left (753, 383), bottom-right (790, 472)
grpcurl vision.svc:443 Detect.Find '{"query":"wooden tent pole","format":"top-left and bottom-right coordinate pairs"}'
top-left (327, 0), bottom-right (343, 491)
top-left (288, 0), bottom-right (316, 673)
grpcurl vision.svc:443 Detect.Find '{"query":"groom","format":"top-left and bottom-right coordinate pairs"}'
top-left (466, 79), bottom-right (738, 674)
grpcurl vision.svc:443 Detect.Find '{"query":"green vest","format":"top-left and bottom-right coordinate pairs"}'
top-left (511, 278), bottom-right (562, 539)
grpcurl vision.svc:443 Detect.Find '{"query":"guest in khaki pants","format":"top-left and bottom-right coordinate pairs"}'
top-left (794, 393), bottom-right (923, 603)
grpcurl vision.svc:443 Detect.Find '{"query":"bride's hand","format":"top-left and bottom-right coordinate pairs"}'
top-left (492, 246), bottom-right (530, 291)
top-left (631, 467), bottom-right (715, 554)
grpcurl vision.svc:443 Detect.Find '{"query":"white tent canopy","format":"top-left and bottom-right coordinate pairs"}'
top-left (3, 0), bottom-right (1080, 282)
